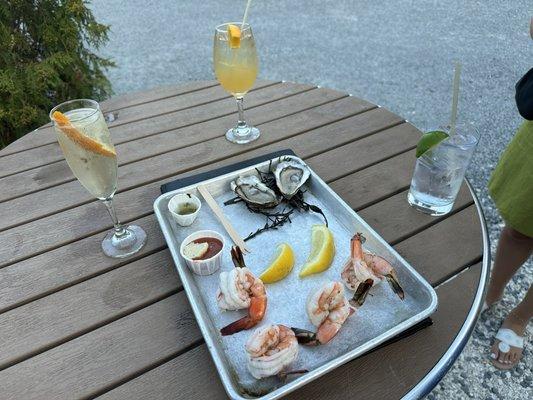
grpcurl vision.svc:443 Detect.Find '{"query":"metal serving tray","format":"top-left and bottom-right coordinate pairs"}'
top-left (154, 156), bottom-right (438, 400)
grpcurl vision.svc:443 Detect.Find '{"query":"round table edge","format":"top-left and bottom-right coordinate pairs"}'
top-left (402, 177), bottom-right (491, 399)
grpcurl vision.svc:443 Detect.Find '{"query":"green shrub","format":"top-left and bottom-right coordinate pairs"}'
top-left (0, 0), bottom-right (114, 148)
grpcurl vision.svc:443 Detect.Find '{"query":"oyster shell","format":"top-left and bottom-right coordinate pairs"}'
top-left (274, 157), bottom-right (310, 198)
top-left (230, 175), bottom-right (280, 208)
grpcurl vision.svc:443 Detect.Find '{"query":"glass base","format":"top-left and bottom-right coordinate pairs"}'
top-left (101, 224), bottom-right (147, 258)
top-left (407, 191), bottom-right (453, 216)
top-left (225, 125), bottom-right (260, 144)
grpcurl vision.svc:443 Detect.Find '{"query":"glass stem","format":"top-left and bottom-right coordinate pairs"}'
top-left (102, 198), bottom-right (127, 237)
top-left (236, 96), bottom-right (247, 130)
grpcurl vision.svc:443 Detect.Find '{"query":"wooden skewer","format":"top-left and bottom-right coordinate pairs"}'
top-left (197, 185), bottom-right (251, 253)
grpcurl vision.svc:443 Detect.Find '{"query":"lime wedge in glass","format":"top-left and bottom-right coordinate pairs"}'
top-left (416, 130), bottom-right (449, 158)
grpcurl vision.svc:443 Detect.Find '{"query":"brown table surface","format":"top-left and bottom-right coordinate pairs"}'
top-left (0, 80), bottom-right (489, 399)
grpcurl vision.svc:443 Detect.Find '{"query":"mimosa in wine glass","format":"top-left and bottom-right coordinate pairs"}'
top-left (50, 99), bottom-right (147, 258)
top-left (214, 22), bottom-right (259, 144)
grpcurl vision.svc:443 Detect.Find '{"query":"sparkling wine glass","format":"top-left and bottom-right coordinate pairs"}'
top-left (50, 99), bottom-right (147, 258)
top-left (213, 22), bottom-right (260, 144)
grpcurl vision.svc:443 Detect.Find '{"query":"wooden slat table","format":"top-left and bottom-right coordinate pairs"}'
top-left (0, 81), bottom-right (489, 399)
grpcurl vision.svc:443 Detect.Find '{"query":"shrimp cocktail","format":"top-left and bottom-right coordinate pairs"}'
top-left (214, 22), bottom-right (259, 144)
top-left (50, 99), bottom-right (146, 258)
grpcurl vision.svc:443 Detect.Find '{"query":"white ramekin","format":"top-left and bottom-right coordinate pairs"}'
top-left (179, 230), bottom-right (225, 275)
top-left (168, 193), bottom-right (201, 227)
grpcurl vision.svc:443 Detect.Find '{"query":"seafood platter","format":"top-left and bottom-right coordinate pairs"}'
top-left (154, 155), bottom-right (438, 400)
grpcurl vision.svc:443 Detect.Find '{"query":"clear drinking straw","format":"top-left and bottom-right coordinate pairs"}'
top-left (242, 0), bottom-right (253, 28)
top-left (449, 62), bottom-right (462, 136)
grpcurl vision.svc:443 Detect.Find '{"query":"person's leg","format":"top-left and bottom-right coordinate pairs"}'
top-left (485, 226), bottom-right (533, 305)
top-left (491, 285), bottom-right (532, 368)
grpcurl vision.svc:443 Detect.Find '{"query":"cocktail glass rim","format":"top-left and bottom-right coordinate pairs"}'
top-left (448, 122), bottom-right (479, 140)
top-left (49, 99), bottom-right (100, 123)
top-left (442, 121), bottom-right (479, 136)
top-left (423, 122), bottom-right (481, 150)
top-left (215, 22), bottom-right (252, 34)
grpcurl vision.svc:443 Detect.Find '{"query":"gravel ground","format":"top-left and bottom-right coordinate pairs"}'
top-left (91, 1), bottom-right (532, 398)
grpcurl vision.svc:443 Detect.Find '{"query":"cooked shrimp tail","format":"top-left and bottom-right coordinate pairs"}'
top-left (278, 369), bottom-right (309, 381)
top-left (364, 253), bottom-right (406, 300)
top-left (385, 271), bottom-right (405, 300)
top-left (291, 327), bottom-right (320, 346)
top-left (349, 278), bottom-right (374, 308)
top-left (220, 295), bottom-right (267, 335)
top-left (221, 316), bottom-right (257, 335)
top-left (231, 246), bottom-right (246, 268)
top-left (351, 233), bottom-right (365, 259)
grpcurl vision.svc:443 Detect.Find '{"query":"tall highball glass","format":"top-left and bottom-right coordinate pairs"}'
top-left (408, 124), bottom-right (479, 216)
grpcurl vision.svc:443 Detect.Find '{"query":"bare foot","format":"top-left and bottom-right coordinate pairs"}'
top-left (490, 312), bottom-right (527, 370)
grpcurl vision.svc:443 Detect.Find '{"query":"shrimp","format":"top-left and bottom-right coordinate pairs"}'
top-left (217, 246), bottom-right (267, 336)
top-left (341, 233), bottom-right (404, 307)
top-left (293, 281), bottom-right (353, 345)
top-left (245, 324), bottom-right (299, 379)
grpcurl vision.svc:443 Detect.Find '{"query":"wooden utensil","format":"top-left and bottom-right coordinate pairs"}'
top-left (197, 184), bottom-right (250, 253)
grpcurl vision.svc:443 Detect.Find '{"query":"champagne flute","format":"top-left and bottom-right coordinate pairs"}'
top-left (50, 99), bottom-right (147, 258)
top-left (213, 22), bottom-right (259, 144)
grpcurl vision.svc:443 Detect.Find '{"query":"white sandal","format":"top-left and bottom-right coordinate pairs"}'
top-left (491, 328), bottom-right (525, 365)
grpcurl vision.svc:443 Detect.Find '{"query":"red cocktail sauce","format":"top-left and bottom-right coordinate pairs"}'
top-left (191, 237), bottom-right (223, 260)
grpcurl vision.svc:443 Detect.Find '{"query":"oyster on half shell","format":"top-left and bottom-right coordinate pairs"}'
top-left (273, 157), bottom-right (311, 199)
top-left (230, 175), bottom-right (281, 208)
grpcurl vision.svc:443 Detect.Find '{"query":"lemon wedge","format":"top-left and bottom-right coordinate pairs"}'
top-left (299, 225), bottom-right (335, 278)
top-left (227, 24), bottom-right (241, 49)
top-left (259, 243), bottom-right (295, 283)
top-left (52, 111), bottom-right (116, 158)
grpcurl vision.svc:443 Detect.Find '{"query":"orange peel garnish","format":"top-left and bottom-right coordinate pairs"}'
top-left (228, 24), bottom-right (241, 49)
top-left (52, 111), bottom-right (116, 158)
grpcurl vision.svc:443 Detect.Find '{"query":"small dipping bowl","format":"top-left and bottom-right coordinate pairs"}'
top-left (179, 230), bottom-right (225, 275)
top-left (168, 193), bottom-right (201, 227)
